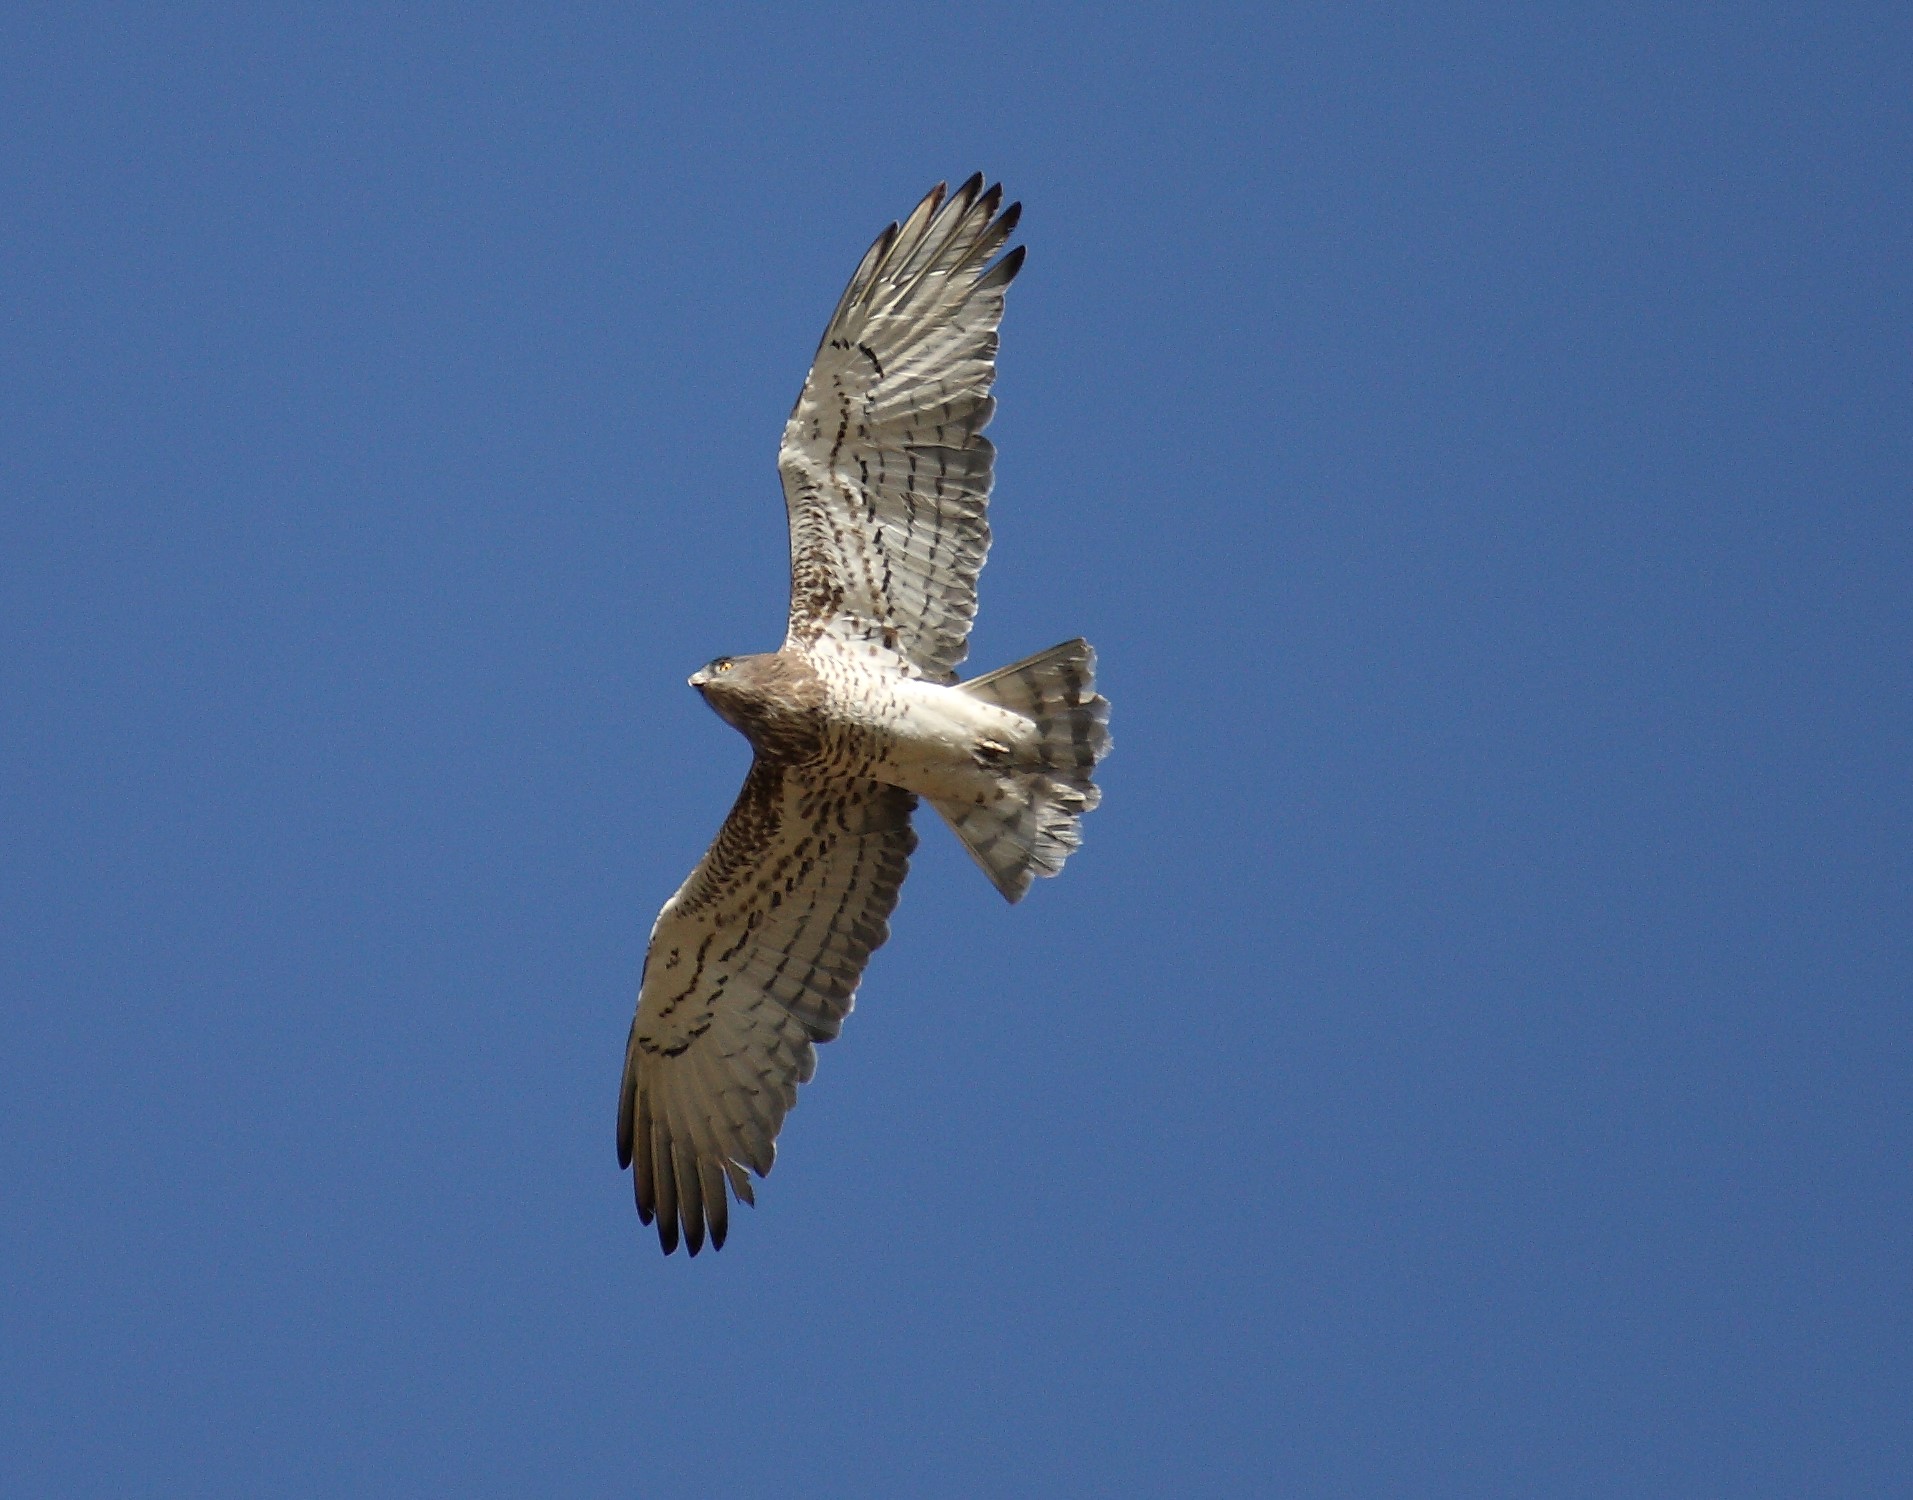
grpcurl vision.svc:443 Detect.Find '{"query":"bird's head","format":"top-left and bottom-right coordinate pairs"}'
top-left (688, 656), bottom-right (739, 693)
top-left (687, 651), bottom-right (823, 753)
top-left (689, 653), bottom-right (771, 737)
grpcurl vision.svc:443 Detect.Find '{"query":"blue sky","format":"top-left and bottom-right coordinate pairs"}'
top-left (4, 4), bottom-right (1908, 1495)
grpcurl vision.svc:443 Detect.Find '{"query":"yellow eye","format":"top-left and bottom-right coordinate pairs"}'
top-left (714, 659), bottom-right (733, 673)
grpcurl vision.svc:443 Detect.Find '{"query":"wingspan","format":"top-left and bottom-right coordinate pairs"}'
top-left (617, 763), bottom-right (917, 1255)
top-left (779, 175), bottom-right (1024, 682)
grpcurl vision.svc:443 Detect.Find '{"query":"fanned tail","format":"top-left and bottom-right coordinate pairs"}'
top-left (930, 638), bottom-right (1111, 902)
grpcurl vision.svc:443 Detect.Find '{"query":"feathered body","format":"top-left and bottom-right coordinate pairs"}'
top-left (618, 178), bottom-right (1111, 1254)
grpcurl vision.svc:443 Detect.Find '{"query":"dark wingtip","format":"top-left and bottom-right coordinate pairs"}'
top-left (957, 170), bottom-right (985, 199)
top-left (996, 199), bottom-right (1022, 237)
top-left (987, 243), bottom-right (1027, 289)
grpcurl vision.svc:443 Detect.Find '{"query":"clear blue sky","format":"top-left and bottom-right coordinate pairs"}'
top-left (4, 5), bottom-right (1908, 1495)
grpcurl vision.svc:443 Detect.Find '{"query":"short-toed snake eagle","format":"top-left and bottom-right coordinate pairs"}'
top-left (618, 177), bottom-right (1111, 1254)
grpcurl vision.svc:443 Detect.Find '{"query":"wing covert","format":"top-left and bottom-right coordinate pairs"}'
top-left (617, 762), bottom-right (917, 1255)
top-left (779, 175), bottom-right (1024, 681)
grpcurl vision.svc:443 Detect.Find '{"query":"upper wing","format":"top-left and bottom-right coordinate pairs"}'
top-left (779, 175), bottom-right (1024, 682)
top-left (617, 761), bottom-right (917, 1255)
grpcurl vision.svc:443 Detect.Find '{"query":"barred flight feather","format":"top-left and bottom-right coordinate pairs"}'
top-left (618, 764), bottom-right (915, 1255)
top-left (779, 175), bottom-right (1023, 680)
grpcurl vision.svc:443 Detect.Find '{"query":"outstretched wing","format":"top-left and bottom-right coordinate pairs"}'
top-left (617, 762), bottom-right (917, 1255)
top-left (779, 175), bottom-right (1024, 682)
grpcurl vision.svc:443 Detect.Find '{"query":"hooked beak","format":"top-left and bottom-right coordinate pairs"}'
top-left (688, 669), bottom-right (708, 690)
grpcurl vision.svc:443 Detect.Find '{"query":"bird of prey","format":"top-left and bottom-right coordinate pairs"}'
top-left (617, 176), bottom-right (1111, 1255)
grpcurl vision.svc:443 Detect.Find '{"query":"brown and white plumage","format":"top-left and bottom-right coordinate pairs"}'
top-left (618, 764), bottom-right (915, 1256)
top-left (618, 178), bottom-right (1109, 1255)
top-left (780, 174), bottom-right (1022, 680)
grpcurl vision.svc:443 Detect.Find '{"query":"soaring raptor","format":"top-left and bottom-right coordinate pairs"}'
top-left (618, 177), bottom-right (1111, 1254)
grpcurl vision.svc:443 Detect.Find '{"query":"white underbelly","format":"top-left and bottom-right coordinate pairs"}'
top-left (863, 678), bottom-right (1033, 798)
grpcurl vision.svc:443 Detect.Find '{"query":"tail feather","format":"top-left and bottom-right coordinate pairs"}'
top-left (932, 638), bottom-right (1110, 902)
